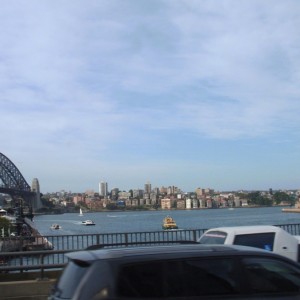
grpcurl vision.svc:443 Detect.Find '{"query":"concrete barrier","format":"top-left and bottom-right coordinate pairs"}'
top-left (0, 279), bottom-right (56, 300)
top-left (0, 270), bottom-right (61, 300)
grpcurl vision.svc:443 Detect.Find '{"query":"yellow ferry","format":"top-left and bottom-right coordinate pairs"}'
top-left (162, 216), bottom-right (178, 230)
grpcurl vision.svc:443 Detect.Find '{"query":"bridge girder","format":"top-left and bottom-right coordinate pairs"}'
top-left (0, 152), bottom-right (31, 191)
top-left (0, 153), bottom-right (42, 212)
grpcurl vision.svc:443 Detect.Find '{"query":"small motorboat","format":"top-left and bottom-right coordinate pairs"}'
top-left (50, 224), bottom-right (61, 230)
top-left (162, 216), bottom-right (178, 230)
top-left (82, 220), bottom-right (95, 226)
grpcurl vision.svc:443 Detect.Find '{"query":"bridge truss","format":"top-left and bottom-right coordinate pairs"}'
top-left (0, 153), bottom-right (31, 191)
top-left (0, 152), bottom-right (40, 213)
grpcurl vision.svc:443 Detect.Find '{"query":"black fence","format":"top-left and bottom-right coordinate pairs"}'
top-left (1, 223), bottom-right (300, 276)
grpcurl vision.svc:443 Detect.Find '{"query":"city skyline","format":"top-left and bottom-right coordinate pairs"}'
top-left (1, 1), bottom-right (300, 193)
top-left (46, 181), bottom-right (297, 196)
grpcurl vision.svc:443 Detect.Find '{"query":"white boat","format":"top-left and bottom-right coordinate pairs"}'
top-left (82, 220), bottom-right (95, 226)
top-left (50, 224), bottom-right (61, 230)
top-left (79, 208), bottom-right (83, 216)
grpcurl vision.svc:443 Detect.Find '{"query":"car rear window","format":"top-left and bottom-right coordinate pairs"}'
top-left (198, 231), bottom-right (227, 244)
top-left (233, 232), bottom-right (275, 251)
top-left (52, 260), bottom-right (90, 299)
top-left (117, 257), bottom-right (240, 298)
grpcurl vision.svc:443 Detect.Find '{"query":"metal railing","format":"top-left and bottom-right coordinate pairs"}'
top-left (1, 223), bottom-right (300, 276)
top-left (1, 228), bottom-right (205, 276)
top-left (0, 249), bottom-right (68, 279)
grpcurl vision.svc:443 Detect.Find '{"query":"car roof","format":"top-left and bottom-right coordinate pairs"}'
top-left (204, 225), bottom-right (283, 234)
top-left (66, 243), bottom-right (274, 262)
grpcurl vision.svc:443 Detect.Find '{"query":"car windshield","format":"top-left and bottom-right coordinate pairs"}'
top-left (199, 231), bottom-right (227, 244)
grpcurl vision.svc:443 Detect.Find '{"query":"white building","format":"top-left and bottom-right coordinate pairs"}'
top-left (99, 181), bottom-right (108, 197)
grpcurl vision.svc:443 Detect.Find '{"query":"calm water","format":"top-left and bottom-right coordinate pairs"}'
top-left (32, 206), bottom-right (300, 236)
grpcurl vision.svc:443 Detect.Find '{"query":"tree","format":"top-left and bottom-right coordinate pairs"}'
top-left (273, 191), bottom-right (295, 205)
top-left (41, 195), bottom-right (55, 208)
top-left (246, 191), bottom-right (273, 206)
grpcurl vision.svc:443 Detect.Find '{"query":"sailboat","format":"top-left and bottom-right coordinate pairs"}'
top-left (79, 208), bottom-right (83, 217)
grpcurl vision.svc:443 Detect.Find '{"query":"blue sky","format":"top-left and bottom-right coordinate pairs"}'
top-left (1, 0), bottom-right (300, 193)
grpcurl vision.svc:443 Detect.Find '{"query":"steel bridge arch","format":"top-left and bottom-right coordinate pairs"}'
top-left (0, 152), bottom-right (31, 191)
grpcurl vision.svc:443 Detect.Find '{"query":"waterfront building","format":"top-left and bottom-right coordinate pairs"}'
top-left (150, 193), bottom-right (157, 202)
top-left (161, 198), bottom-right (171, 210)
top-left (199, 198), bottom-right (205, 208)
top-left (185, 198), bottom-right (192, 209)
top-left (150, 198), bottom-right (157, 206)
top-left (132, 198), bottom-right (139, 206)
top-left (206, 198), bottom-right (213, 208)
top-left (192, 198), bottom-right (199, 209)
top-left (234, 197), bottom-right (241, 207)
top-left (176, 199), bottom-right (185, 209)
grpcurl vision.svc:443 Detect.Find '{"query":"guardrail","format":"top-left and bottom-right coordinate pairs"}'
top-left (0, 228), bottom-right (205, 276)
top-left (1, 223), bottom-right (300, 276)
top-left (0, 249), bottom-right (68, 279)
top-left (0, 240), bottom-right (200, 277)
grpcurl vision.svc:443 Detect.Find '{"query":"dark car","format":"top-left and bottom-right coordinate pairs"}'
top-left (49, 244), bottom-right (300, 300)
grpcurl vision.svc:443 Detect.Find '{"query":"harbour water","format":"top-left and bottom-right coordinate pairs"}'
top-left (33, 206), bottom-right (300, 236)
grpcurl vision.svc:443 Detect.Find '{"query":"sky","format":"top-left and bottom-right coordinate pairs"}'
top-left (1, 0), bottom-right (300, 193)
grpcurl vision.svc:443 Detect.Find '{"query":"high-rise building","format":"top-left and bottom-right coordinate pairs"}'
top-left (144, 182), bottom-right (151, 194)
top-left (99, 181), bottom-right (108, 197)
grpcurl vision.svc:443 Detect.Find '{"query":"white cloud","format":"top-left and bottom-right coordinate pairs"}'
top-left (1, 0), bottom-right (300, 192)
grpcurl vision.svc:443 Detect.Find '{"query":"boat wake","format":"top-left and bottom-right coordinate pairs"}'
top-left (107, 214), bottom-right (128, 218)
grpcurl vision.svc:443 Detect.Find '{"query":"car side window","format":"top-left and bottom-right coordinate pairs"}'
top-left (179, 257), bottom-right (240, 297)
top-left (117, 261), bottom-right (165, 298)
top-left (117, 257), bottom-right (240, 298)
top-left (242, 257), bottom-right (300, 294)
top-left (233, 232), bottom-right (275, 251)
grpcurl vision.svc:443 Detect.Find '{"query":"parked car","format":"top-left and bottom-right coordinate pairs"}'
top-left (49, 244), bottom-right (300, 300)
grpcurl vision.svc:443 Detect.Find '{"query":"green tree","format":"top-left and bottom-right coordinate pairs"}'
top-left (246, 191), bottom-right (273, 206)
top-left (273, 191), bottom-right (295, 205)
top-left (41, 195), bottom-right (55, 208)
